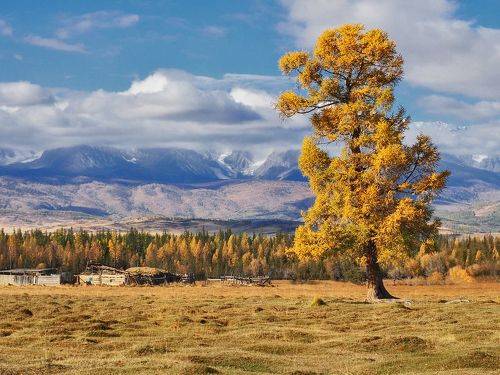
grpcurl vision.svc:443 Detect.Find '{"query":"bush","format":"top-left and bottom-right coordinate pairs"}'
top-left (427, 271), bottom-right (445, 285)
top-left (447, 266), bottom-right (474, 284)
top-left (310, 296), bottom-right (326, 307)
top-left (468, 263), bottom-right (497, 277)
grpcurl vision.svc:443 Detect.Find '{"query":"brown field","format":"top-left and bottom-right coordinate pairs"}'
top-left (0, 281), bottom-right (498, 375)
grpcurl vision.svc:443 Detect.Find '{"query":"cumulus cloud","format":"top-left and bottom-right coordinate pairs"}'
top-left (75, 70), bottom-right (262, 123)
top-left (55, 11), bottom-right (139, 39)
top-left (0, 70), bottom-right (305, 155)
top-left (0, 82), bottom-right (54, 106)
top-left (279, 0), bottom-right (500, 100)
top-left (419, 95), bottom-right (500, 121)
top-left (0, 19), bottom-right (13, 36)
top-left (24, 35), bottom-right (86, 53)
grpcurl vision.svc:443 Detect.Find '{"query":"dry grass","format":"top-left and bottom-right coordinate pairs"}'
top-left (0, 281), bottom-right (498, 374)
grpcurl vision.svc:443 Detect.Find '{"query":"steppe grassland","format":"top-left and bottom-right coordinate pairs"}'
top-left (0, 281), bottom-right (498, 374)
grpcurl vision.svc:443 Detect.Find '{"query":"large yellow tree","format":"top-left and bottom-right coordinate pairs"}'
top-left (276, 24), bottom-right (449, 300)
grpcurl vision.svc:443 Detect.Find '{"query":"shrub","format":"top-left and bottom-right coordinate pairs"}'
top-left (447, 266), bottom-right (474, 284)
top-left (427, 271), bottom-right (445, 285)
top-left (310, 296), bottom-right (326, 307)
top-left (468, 263), bottom-right (497, 277)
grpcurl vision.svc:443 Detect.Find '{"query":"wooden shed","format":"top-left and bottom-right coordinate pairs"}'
top-left (77, 264), bottom-right (128, 286)
top-left (0, 268), bottom-right (61, 286)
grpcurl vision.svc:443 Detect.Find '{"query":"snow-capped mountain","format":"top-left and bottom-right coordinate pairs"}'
top-left (0, 145), bottom-right (497, 232)
top-left (0, 145), bottom-right (498, 188)
top-left (454, 154), bottom-right (500, 173)
top-left (253, 150), bottom-right (304, 181)
top-left (0, 145), bottom-right (235, 183)
top-left (219, 151), bottom-right (253, 175)
top-left (0, 148), bottom-right (38, 165)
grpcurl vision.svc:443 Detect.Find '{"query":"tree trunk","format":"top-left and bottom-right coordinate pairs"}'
top-left (365, 241), bottom-right (397, 301)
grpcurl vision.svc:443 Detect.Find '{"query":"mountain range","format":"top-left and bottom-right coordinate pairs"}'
top-left (0, 145), bottom-right (497, 233)
top-left (0, 146), bottom-right (304, 183)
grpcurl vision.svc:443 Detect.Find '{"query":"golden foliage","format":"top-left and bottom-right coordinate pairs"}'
top-left (277, 24), bottom-right (449, 265)
top-left (447, 266), bottom-right (474, 284)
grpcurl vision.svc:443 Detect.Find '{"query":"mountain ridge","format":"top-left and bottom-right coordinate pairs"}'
top-left (0, 145), bottom-right (497, 233)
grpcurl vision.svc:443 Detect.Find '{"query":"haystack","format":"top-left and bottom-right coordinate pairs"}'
top-left (126, 267), bottom-right (181, 285)
top-left (126, 267), bottom-right (167, 277)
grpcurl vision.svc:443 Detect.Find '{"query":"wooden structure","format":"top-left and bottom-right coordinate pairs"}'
top-left (77, 264), bottom-right (128, 286)
top-left (0, 268), bottom-right (61, 286)
top-left (78, 263), bottom-right (195, 286)
top-left (126, 267), bottom-right (182, 285)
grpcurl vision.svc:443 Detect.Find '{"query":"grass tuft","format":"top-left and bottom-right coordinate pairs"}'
top-left (20, 308), bottom-right (33, 317)
top-left (310, 296), bottom-right (326, 307)
top-left (133, 342), bottom-right (169, 356)
top-left (180, 364), bottom-right (219, 375)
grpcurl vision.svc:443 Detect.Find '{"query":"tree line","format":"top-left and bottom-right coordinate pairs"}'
top-left (0, 228), bottom-right (497, 281)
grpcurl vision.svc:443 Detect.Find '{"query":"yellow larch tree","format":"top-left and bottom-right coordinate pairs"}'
top-left (276, 24), bottom-right (449, 300)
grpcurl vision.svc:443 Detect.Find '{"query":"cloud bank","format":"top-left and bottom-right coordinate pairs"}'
top-left (0, 70), bottom-right (307, 157)
top-left (0, 69), bottom-right (496, 158)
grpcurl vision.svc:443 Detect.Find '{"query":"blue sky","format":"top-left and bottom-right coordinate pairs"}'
top-left (0, 1), bottom-right (286, 89)
top-left (0, 0), bottom-right (499, 156)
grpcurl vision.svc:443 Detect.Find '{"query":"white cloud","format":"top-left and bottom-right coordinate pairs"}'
top-left (406, 121), bottom-right (500, 157)
top-left (0, 70), bottom-right (493, 158)
top-left (127, 72), bottom-right (169, 95)
top-left (24, 35), bottom-right (86, 53)
top-left (201, 25), bottom-right (227, 38)
top-left (419, 95), bottom-right (500, 121)
top-left (279, 0), bottom-right (500, 100)
top-left (231, 87), bottom-right (274, 109)
top-left (55, 11), bottom-right (139, 39)
top-left (0, 82), bottom-right (54, 106)
top-left (0, 20), bottom-right (13, 36)
top-left (0, 70), bottom-right (307, 154)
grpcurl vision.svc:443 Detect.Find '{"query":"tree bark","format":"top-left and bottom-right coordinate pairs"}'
top-left (365, 240), bottom-right (397, 301)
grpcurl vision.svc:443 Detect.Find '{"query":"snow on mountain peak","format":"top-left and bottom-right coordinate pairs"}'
top-left (472, 154), bottom-right (488, 163)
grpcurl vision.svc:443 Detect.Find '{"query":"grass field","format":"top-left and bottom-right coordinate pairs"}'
top-left (0, 281), bottom-right (498, 374)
